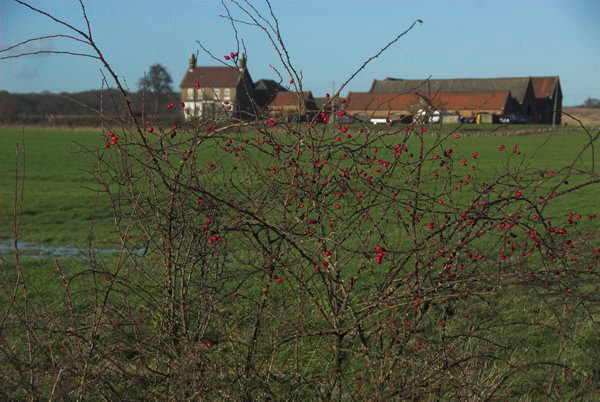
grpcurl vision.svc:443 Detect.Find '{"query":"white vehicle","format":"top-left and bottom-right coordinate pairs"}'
top-left (499, 114), bottom-right (526, 124)
top-left (370, 117), bottom-right (389, 125)
top-left (416, 109), bottom-right (441, 123)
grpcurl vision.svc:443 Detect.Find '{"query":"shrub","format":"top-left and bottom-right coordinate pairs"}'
top-left (2, 1), bottom-right (599, 399)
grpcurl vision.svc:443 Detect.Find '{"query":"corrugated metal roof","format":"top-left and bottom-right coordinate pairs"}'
top-left (370, 77), bottom-right (531, 104)
top-left (180, 66), bottom-right (242, 88)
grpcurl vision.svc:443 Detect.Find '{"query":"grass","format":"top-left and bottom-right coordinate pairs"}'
top-left (2, 123), bottom-right (597, 306)
top-left (0, 127), bottom-right (115, 247)
top-left (1, 124), bottom-right (598, 398)
top-left (1, 124), bottom-right (597, 247)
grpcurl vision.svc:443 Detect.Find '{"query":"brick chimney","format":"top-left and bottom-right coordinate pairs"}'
top-left (188, 53), bottom-right (196, 72)
top-left (238, 53), bottom-right (246, 73)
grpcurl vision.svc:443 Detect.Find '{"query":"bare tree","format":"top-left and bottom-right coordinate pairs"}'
top-left (581, 97), bottom-right (600, 108)
top-left (138, 63), bottom-right (174, 114)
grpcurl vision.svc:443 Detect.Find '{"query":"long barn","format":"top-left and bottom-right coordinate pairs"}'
top-left (368, 76), bottom-right (562, 125)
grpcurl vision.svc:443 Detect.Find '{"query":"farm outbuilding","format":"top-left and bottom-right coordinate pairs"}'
top-left (266, 91), bottom-right (318, 122)
top-left (345, 92), bottom-right (418, 122)
top-left (421, 91), bottom-right (520, 119)
top-left (346, 90), bottom-right (519, 123)
top-left (369, 76), bottom-right (562, 124)
top-left (531, 76), bottom-right (562, 125)
top-left (252, 79), bottom-right (288, 110)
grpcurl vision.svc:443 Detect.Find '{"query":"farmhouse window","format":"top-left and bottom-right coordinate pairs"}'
top-left (214, 88), bottom-right (220, 99)
top-left (224, 88), bottom-right (231, 100)
top-left (187, 88), bottom-right (194, 99)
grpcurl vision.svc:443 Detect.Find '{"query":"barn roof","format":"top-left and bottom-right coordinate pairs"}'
top-left (314, 97), bottom-right (329, 109)
top-left (346, 92), bottom-right (419, 112)
top-left (347, 91), bottom-right (510, 112)
top-left (180, 66), bottom-right (243, 88)
top-left (370, 77), bottom-right (532, 104)
top-left (267, 91), bottom-right (314, 107)
top-left (254, 79), bottom-right (287, 92)
top-left (315, 96), bottom-right (347, 109)
top-left (253, 79), bottom-right (288, 108)
top-left (424, 91), bottom-right (511, 110)
top-left (531, 76), bottom-right (559, 99)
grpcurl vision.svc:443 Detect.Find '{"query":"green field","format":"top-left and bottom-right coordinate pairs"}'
top-left (0, 127), bottom-right (114, 247)
top-left (1, 125), bottom-right (597, 248)
top-left (1, 124), bottom-right (599, 399)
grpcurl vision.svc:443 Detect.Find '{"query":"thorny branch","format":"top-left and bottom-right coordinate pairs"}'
top-left (1, 0), bottom-right (599, 400)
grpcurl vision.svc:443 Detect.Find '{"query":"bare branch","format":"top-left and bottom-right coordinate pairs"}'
top-left (336, 19), bottom-right (423, 96)
top-left (0, 50), bottom-right (99, 60)
top-left (0, 34), bottom-right (90, 54)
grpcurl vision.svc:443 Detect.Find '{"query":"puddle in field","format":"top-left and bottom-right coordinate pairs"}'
top-left (0, 241), bottom-right (145, 259)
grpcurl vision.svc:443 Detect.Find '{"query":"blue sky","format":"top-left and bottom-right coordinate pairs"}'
top-left (1, 0), bottom-right (598, 105)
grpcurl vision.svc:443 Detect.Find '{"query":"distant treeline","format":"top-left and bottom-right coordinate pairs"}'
top-left (580, 97), bottom-right (600, 108)
top-left (0, 89), bottom-right (183, 126)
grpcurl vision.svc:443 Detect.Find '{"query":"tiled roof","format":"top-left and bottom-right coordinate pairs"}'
top-left (346, 92), bottom-right (419, 112)
top-left (347, 91), bottom-right (510, 112)
top-left (253, 79), bottom-right (288, 108)
top-left (531, 76), bottom-right (558, 99)
top-left (424, 91), bottom-right (510, 110)
top-left (267, 91), bottom-right (313, 107)
top-left (314, 97), bottom-right (329, 109)
top-left (370, 77), bottom-right (532, 104)
top-left (315, 97), bottom-right (344, 109)
top-left (180, 66), bottom-right (242, 88)
top-left (254, 79), bottom-right (287, 92)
